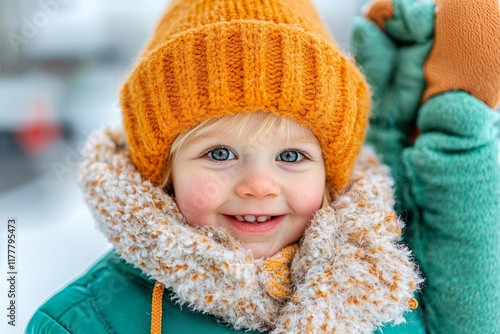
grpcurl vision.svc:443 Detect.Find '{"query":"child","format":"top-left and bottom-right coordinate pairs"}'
top-left (27, 0), bottom-right (436, 333)
top-left (353, 0), bottom-right (500, 333)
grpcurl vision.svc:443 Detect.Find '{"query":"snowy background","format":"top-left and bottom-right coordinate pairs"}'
top-left (0, 0), bottom-right (366, 332)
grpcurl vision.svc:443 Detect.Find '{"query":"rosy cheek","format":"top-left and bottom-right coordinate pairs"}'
top-left (293, 182), bottom-right (324, 217)
top-left (175, 175), bottom-right (225, 226)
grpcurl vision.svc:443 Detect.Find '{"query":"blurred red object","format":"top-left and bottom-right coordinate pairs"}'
top-left (15, 97), bottom-right (62, 155)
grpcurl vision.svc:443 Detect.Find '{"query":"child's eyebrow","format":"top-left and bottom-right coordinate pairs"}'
top-left (287, 136), bottom-right (321, 145)
top-left (183, 135), bottom-right (216, 147)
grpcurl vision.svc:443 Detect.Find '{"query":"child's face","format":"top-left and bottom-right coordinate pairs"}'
top-left (171, 114), bottom-right (325, 258)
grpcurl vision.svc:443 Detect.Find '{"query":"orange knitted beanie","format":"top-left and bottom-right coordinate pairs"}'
top-left (120, 0), bottom-right (370, 194)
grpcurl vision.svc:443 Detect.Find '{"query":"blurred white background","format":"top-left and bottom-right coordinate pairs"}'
top-left (0, 0), bottom-right (367, 332)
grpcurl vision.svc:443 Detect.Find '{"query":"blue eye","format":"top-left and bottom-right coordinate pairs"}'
top-left (207, 147), bottom-right (235, 161)
top-left (277, 150), bottom-right (305, 163)
top-left (203, 145), bottom-right (310, 165)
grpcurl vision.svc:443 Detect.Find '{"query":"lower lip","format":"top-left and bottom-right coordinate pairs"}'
top-left (224, 215), bottom-right (285, 234)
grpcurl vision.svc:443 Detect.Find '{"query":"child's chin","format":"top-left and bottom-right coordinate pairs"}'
top-left (244, 243), bottom-right (284, 259)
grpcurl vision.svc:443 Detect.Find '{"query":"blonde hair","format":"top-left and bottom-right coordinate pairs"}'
top-left (161, 110), bottom-right (332, 206)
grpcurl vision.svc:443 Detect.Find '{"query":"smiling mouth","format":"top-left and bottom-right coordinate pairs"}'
top-left (224, 214), bottom-right (285, 234)
top-left (228, 215), bottom-right (281, 224)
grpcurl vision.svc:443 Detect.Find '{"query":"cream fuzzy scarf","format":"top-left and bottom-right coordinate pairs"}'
top-left (78, 128), bottom-right (422, 333)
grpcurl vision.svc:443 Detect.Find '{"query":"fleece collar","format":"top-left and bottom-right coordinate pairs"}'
top-left (78, 128), bottom-right (421, 334)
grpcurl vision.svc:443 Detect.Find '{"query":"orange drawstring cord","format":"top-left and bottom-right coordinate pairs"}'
top-left (151, 281), bottom-right (165, 334)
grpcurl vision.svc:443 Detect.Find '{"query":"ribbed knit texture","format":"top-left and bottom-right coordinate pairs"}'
top-left (259, 243), bottom-right (298, 300)
top-left (120, 0), bottom-right (370, 193)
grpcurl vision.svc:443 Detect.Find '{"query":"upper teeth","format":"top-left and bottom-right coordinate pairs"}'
top-left (233, 215), bottom-right (272, 223)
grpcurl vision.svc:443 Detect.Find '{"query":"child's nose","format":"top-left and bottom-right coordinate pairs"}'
top-left (234, 172), bottom-right (280, 198)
